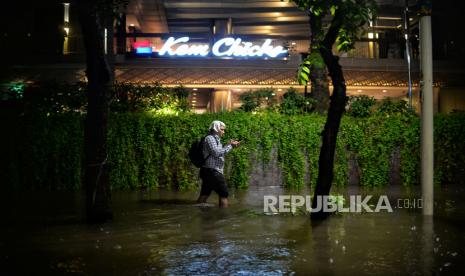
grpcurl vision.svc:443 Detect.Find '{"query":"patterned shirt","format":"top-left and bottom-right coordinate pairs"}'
top-left (202, 134), bottom-right (232, 174)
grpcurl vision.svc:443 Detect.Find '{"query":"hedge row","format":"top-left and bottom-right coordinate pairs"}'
top-left (1, 111), bottom-right (464, 190)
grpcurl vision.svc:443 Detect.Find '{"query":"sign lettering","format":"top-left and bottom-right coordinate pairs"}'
top-left (158, 37), bottom-right (287, 58)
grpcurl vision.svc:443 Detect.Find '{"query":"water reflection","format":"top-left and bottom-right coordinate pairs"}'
top-left (0, 185), bottom-right (464, 275)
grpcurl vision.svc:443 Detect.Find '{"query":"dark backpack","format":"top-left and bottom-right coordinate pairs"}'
top-left (188, 135), bottom-right (210, 168)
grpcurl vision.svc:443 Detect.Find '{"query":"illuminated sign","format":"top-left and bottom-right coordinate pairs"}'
top-left (158, 37), bottom-right (287, 58)
top-left (134, 41), bottom-right (153, 54)
top-left (136, 47), bottom-right (152, 54)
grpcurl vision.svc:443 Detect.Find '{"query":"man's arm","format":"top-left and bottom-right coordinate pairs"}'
top-left (205, 135), bottom-right (232, 157)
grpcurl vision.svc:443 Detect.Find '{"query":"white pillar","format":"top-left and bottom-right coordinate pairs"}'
top-left (104, 28), bottom-right (108, 54)
top-left (63, 3), bottom-right (70, 54)
top-left (420, 15), bottom-right (434, 216)
top-left (210, 90), bottom-right (232, 112)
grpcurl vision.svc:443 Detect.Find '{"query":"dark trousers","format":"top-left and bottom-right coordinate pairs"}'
top-left (199, 167), bottom-right (229, 198)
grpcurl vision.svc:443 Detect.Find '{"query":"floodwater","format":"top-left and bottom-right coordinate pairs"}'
top-left (1, 185), bottom-right (464, 275)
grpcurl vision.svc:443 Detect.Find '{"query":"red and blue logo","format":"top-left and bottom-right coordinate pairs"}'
top-left (133, 41), bottom-right (152, 54)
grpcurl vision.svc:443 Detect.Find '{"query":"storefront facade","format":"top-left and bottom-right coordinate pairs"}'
top-left (1, 0), bottom-right (464, 113)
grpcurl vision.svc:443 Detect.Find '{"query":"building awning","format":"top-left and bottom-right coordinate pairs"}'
top-left (3, 64), bottom-right (465, 88)
top-left (114, 67), bottom-right (455, 88)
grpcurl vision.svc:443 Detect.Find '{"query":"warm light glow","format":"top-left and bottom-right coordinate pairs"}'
top-left (368, 33), bottom-right (374, 39)
top-left (63, 3), bottom-right (70, 23)
top-left (378, 16), bottom-right (402, 20)
top-left (291, 42), bottom-right (296, 45)
top-left (276, 17), bottom-right (289, 21)
top-left (382, 90), bottom-right (387, 93)
top-left (64, 27), bottom-right (69, 35)
top-left (277, 89), bottom-right (282, 91)
top-left (193, 88), bottom-right (198, 91)
top-left (357, 89), bottom-right (363, 92)
top-left (151, 107), bottom-right (178, 115)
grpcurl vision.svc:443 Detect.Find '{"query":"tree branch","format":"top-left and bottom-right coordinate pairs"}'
top-left (322, 3), bottom-right (344, 50)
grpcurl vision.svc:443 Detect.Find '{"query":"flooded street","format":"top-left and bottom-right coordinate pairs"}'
top-left (1, 185), bottom-right (464, 275)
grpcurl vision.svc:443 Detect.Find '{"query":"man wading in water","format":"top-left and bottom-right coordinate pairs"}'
top-left (197, 121), bottom-right (240, 207)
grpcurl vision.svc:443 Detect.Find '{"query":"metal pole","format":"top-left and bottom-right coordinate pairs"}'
top-left (419, 3), bottom-right (434, 216)
top-left (403, 0), bottom-right (413, 110)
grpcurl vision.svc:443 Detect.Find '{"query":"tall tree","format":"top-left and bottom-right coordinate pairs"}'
top-left (286, 0), bottom-right (377, 220)
top-left (77, 0), bottom-right (126, 223)
top-left (307, 5), bottom-right (330, 114)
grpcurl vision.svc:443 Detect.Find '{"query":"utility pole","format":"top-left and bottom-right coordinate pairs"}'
top-left (419, 0), bottom-right (433, 216)
top-left (403, 0), bottom-right (413, 110)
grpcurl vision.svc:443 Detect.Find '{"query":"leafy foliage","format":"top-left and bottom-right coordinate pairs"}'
top-left (434, 112), bottom-right (465, 185)
top-left (285, 0), bottom-right (377, 85)
top-left (112, 83), bottom-right (190, 113)
top-left (280, 88), bottom-right (316, 114)
top-left (0, 81), bottom-right (190, 115)
top-left (1, 82), bottom-right (26, 101)
top-left (346, 95), bottom-right (376, 117)
top-left (297, 52), bottom-right (325, 85)
top-left (239, 88), bottom-right (277, 111)
top-left (20, 82), bottom-right (88, 115)
top-left (2, 111), bottom-right (463, 190)
top-left (238, 87), bottom-right (315, 114)
top-left (346, 96), bottom-right (413, 117)
top-left (377, 98), bottom-right (410, 115)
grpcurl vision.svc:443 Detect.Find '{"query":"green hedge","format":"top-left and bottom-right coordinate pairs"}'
top-left (1, 112), bottom-right (464, 190)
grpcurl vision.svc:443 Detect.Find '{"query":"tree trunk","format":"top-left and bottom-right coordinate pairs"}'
top-left (77, 0), bottom-right (113, 223)
top-left (308, 13), bottom-right (330, 114)
top-left (311, 48), bottom-right (347, 221)
top-left (310, 66), bottom-right (330, 113)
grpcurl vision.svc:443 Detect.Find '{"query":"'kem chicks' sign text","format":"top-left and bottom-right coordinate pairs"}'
top-left (158, 37), bottom-right (287, 58)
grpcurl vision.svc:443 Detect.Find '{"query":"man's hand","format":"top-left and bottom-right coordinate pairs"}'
top-left (229, 140), bottom-right (241, 147)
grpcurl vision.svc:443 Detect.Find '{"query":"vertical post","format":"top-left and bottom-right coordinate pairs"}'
top-left (419, 1), bottom-right (433, 216)
top-left (63, 3), bottom-right (70, 54)
top-left (104, 28), bottom-right (108, 55)
top-left (404, 0), bottom-right (413, 110)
